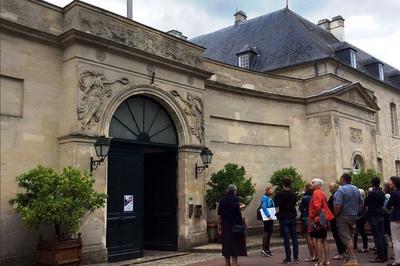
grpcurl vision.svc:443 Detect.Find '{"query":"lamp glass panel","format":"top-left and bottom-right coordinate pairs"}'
top-left (94, 142), bottom-right (102, 157)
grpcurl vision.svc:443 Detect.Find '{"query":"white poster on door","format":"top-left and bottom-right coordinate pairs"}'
top-left (124, 195), bottom-right (134, 212)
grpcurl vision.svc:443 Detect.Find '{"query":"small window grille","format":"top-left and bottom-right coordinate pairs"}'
top-left (238, 54), bottom-right (250, 69)
top-left (396, 160), bottom-right (400, 176)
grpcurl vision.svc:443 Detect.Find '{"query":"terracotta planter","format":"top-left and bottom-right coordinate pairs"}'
top-left (37, 233), bottom-right (82, 265)
top-left (207, 221), bottom-right (219, 243)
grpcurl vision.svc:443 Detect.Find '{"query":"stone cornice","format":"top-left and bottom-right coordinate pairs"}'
top-left (206, 80), bottom-right (306, 103)
top-left (0, 18), bottom-right (60, 47)
top-left (59, 29), bottom-right (213, 78)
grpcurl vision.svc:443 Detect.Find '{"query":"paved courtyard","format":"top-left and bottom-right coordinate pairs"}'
top-left (87, 241), bottom-right (394, 266)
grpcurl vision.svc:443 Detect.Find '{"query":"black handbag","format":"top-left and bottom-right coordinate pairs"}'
top-left (232, 223), bottom-right (246, 234)
top-left (257, 204), bottom-right (263, 221)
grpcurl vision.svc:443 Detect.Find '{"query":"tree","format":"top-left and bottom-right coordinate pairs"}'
top-left (9, 166), bottom-right (107, 240)
top-left (205, 163), bottom-right (256, 210)
top-left (270, 166), bottom-right (305, 200)
top-left (351, 169), bottom-right (381, 192)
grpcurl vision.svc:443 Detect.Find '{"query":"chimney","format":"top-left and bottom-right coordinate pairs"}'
top-left (317, 18), bottom-right (330, 30)
top-left (127, 0), bottom-right (133, 19)
top-left (330, 15), bottom-right (345, 41)
top-left (317, 15), bottom-right (345, 41)
top-left (234, 10), bottom-right (247, 25)
top-left (166, 30), bottom-right (188, 40)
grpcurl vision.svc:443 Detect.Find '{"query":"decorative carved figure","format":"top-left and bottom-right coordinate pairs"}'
top-left (350, 128), bottom-right (362, 143)
top-left (170, 90), bottom-right (204, 143)
top-left (319, 115), bottom-right (332, 136)
top-left (77, 71), bottom-right (128, 129)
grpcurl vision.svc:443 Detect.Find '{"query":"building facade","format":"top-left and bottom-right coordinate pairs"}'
top-left (0, 0), bottom-right (399, 264)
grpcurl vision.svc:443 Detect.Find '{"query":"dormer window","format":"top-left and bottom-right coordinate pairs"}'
top-left (350, 50), bottom-right (357, 68)
top-left (378, 63), bottom-right (384, 80)
top-left (238, 54), bottom-right (250, 69)
top-left (236, 44), bottom-right (258, 69)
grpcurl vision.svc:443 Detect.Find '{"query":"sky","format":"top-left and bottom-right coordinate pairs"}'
top-left (46, 0), bottom-right (400, 69)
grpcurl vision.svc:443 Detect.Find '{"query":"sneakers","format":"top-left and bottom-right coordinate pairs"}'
top-left (261, 250), bottom-right (273, 257)
top-left (281, 258), bottom-right (292, 264)
top-left (293, 258), bottom-right (300, 264)
top-left (261, 250), bottom-right (270, 257)
top-left (342, 260), bottom-right (359, 266)
top-left (357, 248), bottom-right (369, 253)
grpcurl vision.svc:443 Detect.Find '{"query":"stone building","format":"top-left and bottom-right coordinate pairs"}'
top-left (0, 0), bottom-right (399, 264)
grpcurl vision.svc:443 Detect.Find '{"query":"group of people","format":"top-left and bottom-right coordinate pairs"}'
top-left (217, 174), bottom-right (400, 266)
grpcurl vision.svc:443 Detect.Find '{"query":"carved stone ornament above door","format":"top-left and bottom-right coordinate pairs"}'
top-left (319, 115), bottom-right (339, 136)
top-left (77, 71), bottom-right (129, 129)
top-left (170, 90), bottom-right (204, 144)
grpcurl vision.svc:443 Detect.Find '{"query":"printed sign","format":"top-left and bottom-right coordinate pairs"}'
top-left (124, 195), bottom-right (134, 212)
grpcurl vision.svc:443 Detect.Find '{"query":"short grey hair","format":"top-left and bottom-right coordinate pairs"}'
top-left (227, 184), bottom-right (237, 194)
top-left (312, 178), bottom-right (324, 188)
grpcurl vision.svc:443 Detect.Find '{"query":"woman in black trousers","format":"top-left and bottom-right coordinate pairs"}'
top-left (328, 183), bottom-right (347, 260)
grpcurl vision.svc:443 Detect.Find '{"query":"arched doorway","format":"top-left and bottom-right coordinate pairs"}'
top-left (106, 96), bottom-right (178, 262)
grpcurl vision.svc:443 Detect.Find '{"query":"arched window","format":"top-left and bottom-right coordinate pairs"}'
top-left (109, 96), bottom-right (178, 145)
top-left (352, 154), bottom-right (365, 173)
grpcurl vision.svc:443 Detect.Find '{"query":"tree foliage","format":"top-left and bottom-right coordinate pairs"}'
top-left (351, 169), bottom-right (381, 192)
top-left (205, 163), bottom-right (256, 210)
top-left (270, 166), bottom-right (306, 201)
top-left (9, 166), bottom-right (107, 239)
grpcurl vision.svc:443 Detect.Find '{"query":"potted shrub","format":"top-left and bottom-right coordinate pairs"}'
top-left (205, 163), bottom-right (256, 242)
top-left (9, 165), bottom-right (107, 265)
top-left (270, 167), bottom-right (306, 236)
top-left (351, 169), bottom-right (380, 192)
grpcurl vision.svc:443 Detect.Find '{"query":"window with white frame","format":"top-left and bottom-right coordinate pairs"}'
top-left (378, 63), bottom-right (384, 81)
top-left (390, 103), bottom-right (399, 136)
top-left (350, 50), bottom-right (357, 68)
top-left (396, 160), bottom-right (400, 176)
top-left (238, 54), bottom-right (250, 69)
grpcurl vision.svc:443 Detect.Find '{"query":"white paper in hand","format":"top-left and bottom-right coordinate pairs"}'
top-left (259, 207), bottom-right (277, 221)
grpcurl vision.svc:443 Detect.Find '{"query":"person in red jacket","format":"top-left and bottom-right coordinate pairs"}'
top-left (309, 178), bottom-right (334, 266)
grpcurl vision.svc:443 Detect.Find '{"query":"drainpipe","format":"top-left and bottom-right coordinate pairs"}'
top-left (314, 61), bottom-right (319, 77)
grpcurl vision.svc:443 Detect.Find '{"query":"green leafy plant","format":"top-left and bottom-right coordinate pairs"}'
top-left (270, 166), bottom-right (306, 200)
top-left (351, 169), bottom-right (381, 192)
top-left (9, 165), bottom-right (107, 240)
top-left (205, 163), bottom-right (256, 210)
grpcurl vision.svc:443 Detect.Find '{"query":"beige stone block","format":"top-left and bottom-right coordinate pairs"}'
top-left (0, 75), bottom-right (24, 117)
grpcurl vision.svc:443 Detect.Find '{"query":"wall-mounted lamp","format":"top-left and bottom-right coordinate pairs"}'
top-left (90, 136), bottom-right (112, 172)
top-left (195, 147), bottom-right (213, 179)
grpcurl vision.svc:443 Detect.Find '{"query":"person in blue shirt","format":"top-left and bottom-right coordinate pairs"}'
top-left (261, 186), bottom-right (275, 257)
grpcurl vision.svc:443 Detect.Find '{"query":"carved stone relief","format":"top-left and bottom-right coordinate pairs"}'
top-left (170, 90), bottom-right (204, 144)
top-left (319, 115), bottom-right (333, 136)
top-left (77, 71), bottom-right (129, 129)
top-left (349, 90), bottom-right (364, 105)
top-left (187, 76), bottom-right (194, 85)
top-left (95, 49), bottom-right (106, 61)
top-left (79, 12), bottom-right (202, 67)
top-left (147, 64), bottom-right (155, 75)
top-left (350, 127), bottom-right (362, 143)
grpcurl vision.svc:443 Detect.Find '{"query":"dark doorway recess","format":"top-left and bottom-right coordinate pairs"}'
top-left (107, 96), bottom-right (178, 262)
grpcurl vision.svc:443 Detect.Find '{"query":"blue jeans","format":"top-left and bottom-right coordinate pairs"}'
top-left (369, 216), bottom-right (387, 259)
top-left (279, 218), bottom-right (299, 261)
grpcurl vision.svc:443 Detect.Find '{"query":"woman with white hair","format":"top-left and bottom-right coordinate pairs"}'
top-left (309, 178), bottom-right (334, 266)
top-left (218, 184), bottom-right (247, 266)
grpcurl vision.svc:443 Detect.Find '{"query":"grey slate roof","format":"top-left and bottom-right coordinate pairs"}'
top-left (190, 8), bottom-right (400, 90)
